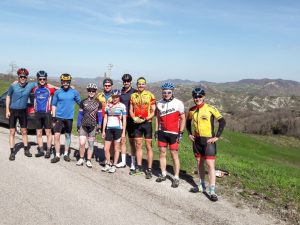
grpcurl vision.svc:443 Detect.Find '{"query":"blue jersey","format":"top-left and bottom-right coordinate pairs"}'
top-left (52, 88), bottom-right (81, 119)
top-left (33, 85), bottom-right (56, 113)
top-left (7, 82), bottom-right (36, 109)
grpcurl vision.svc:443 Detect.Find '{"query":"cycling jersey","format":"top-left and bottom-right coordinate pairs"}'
top-left (105, 102), bottom-right (126, 129)
top-left (32, 85), bottom-right (56, 113)
top-left (156, 98), bottom-right (185, 134)
top-left (187, 103), bottom-right (223, 137)
top-left (120, 87), bottom-right (136, 115)
top-left (52, 88), bottom-right (81, 119)
top-left (7, 82), bottom-right (36, 109)
top-left (97, 91), bottom-right (113, 114)
top-left (130, 90), bottom-right (155, 119)
top-left (77, 97), bottom-right (102, 127)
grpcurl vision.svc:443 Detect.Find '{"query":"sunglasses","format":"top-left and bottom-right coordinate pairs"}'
top-left (19, 76), bottom-right (27, 79)
top-left (162, 91), bottom-right (172, 95)
top-left (104, 84), bottom-right (112, 87)
top-left (87, 89), bottom-right (96, 93)
top-left (123, 80), bottom-right (131, 83)
top-left (194, 95), bottom-right (204, 99)
top-left (39, 78), bottom-right (46, 81)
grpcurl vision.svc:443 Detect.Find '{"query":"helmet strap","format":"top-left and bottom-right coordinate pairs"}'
top-left (163, 95), bottom-right (174, 102)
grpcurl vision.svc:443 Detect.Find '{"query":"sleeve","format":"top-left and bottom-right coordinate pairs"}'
top-left (74, 90), bottom-right (81, 104)
top-left (49, 87), bottom-right (57, 95)
top-left (186, 108), bottom-right (194, 135)
top-left (216, 117), bottom-right (226, 137)
top-left (28, 82), bottom-right (37, 90)
top-left (150, 93), bottom-right (156, 105)
top-left (178, 100), bottom-right (185, 114)
top-left (7, 85), bottom-right (14, 96)
top-left (209, 105), bottom-right (223, 120)
top-left (51, 91), bottom-right (58, 106)
top-left (77, 110), bottom-right (83, 127)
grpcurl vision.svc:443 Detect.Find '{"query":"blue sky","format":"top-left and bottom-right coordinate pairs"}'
top-left (0, 0), bottom-right (299, 82)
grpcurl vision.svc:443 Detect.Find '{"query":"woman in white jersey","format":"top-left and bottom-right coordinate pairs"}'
top-left (101, 89), bottom-right (127, 173)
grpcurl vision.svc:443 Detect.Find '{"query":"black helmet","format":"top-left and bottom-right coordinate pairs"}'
top-left (103, 78), bottom-right (113, 86)
top-left (36, 70), bottom-right (48, 78)
top-left (192, 87), bottom-right (205, 98)
top-left (122, 74), bottom-right (132, 82)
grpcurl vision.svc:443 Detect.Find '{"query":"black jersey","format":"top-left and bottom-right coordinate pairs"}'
top-left (120, 86), bottom-right (136, 114)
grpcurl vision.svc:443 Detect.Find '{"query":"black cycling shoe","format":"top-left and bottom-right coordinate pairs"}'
top-left (9, 152), bottom-right (16, 161)
top-left (145, 169), bottom-right (152, 179)
top-left (24, 150), bottom-right (32, 157)
top-left (35, 149), bottom-right (45, 157)
top-left (63, 155), bottom-right (71, 162)
top-left (45, 151), bottom-right (51, 158)
top-left (51, 156), bottom-right (60, 163)
top-left (156, 175), bottom-right (167, 182)
top-left (210, 193), bottom-right (218, 202)
top-left (171, 179), bottom-right (180, 188)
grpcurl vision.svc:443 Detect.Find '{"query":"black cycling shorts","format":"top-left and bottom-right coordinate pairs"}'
top-left (54, 118), bottom-right (73, 134)
top-left (193, 136), bottom-right (217, 159)
top-left (157, 131), bottom-right (179, 151)
top-left (105, 129), bottom-right (122, 142)
top-left (9, 109), bottom-right (27, 129)
top-left (36, 112), bottom-right (52, 129)
top-left (126, 117), bottom-right (135, 139)
top-left (134, 121), bottom-right (152, 139)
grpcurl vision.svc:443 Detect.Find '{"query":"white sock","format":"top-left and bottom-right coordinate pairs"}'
top-left (64, 152), bottom-right (68, 156)
top-left (121, 154), bottom-right (126, 164)
top-left (162, 171), bottom-right (167, 177)
top-left (174, 175), bottom-right (179, 180)
top-left (131, 156), bottom-right (135, 166)
top-left (56, 153), bottom-right (60, 157)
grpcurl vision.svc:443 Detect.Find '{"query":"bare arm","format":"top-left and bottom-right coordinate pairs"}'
top-left (51, 105), bottom-right (56, 117)
top-left (6, 95), bottom-right (11, 118)
top-left (129, 103), bottom-right (135, 118)
top-left (122, 115), bottom-right (127, 137)
top-left (146, 104), bottom-right (156, 120)
top-left (101, 114), bottom-right (108, 138)
top-left (179, 113), bottom-right (186, 132)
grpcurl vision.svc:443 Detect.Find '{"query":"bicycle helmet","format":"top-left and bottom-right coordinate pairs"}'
top-left (17, 68), bottom-right (29, 76)
top-left (103, 78), bottom-right (113, 86)
top-left (36, 70), bottom-right (48, 78)
top-left (60, 73), bottom-right (72, 81)
top-left (111, 89), bottom-right (121, 96)
top-left (161, 82), bottom-right (175, 90)
top-left (192, 88), bottom-right (205, 97)
top-left (86, 83), bottom-right (98, 90)
top-left (122, 74), bottom-right (132, 82)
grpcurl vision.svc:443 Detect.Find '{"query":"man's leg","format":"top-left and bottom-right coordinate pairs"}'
top-left (170, 150), bottom-right (180, 178)
top-left (35, 129), bottom-right (45, 157)
top-left (197, 157), bottom-right (206, 191)
top-left (50, 132), bottom-right (61, 163)
top-left (135, 138), bottom-right (143, 167)
top-left (9, 128), bottom-right (16, 160)
top-left (63, 133), bottom-right (71, 161)
top-left (21, 128), bottom-right (32, 157)
top-left (129, 138), bottom-right (136, 170)
top-left (156, 146), bottom-right (167, 182)
top-left (145, 139), bottom-right (153, 169)
top-left (44, 129), bottom-right (52, 158)
top-left (206, 159), bottom-right (216, 192)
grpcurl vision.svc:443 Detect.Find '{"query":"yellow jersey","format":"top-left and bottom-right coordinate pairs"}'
top-left (130, 90), bottom-right (156, 119)
top-left (187, 103), bottom-right (223, 137)
top-left (96, 92), bottom-right (113, 114)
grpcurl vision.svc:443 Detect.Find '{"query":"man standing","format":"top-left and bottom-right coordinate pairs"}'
top-left (129, 77), bottom-right (156, 179)
top-left (186, 88), bottom-right (226, 201)
top-left (51, 73), bottom-right (81, 163)
top-left (97, 78), bottom-right (113, 115)
top-left (6, 68), bottom-right (36, 160)
top-left (155, 82), bottom-right (186, 188)
top-left (118, 74), bottom-right (136, 169)
top-left (32, 70), bottom-right (57, 158)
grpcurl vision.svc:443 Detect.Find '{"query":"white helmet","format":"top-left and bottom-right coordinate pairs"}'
top-left (87, 83), bottom-right (98, 90)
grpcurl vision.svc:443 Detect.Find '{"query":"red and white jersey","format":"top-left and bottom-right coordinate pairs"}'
top-left (156, 98), bottom-right (185, 134)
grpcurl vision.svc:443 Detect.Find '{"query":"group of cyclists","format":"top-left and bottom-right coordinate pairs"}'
top-left (6, 67), bottom-right (225, 202)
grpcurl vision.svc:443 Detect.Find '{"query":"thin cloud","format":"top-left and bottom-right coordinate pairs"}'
top-left (114, 15), bottom-right (164, 26)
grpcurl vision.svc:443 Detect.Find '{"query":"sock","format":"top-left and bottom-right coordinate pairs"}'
top-left (64, 152), bottom-right (68, 156)
top-left (162, 171), bottom-right (167, 177)
top-left (10, 148), bottom-right (14, 153)
top-left (131, 156), bottom-right (136, 166)
top-left (56, 152), bottom-right (60, 157)
top-left (209, 185), bottom-right (215, 194)
top-left (174, 175), bottom-right (179, 180)
top-left (24, 146), bottom-right (28, 151)
top-left (121, 154), bottom-right (126, 164)
top-left (147, 168), bottom-right (152, 172)
top-left (200, 179), bottom-right (206, 190)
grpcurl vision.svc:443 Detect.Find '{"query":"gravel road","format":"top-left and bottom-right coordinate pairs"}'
top-left (0, 126), bottom-right (282, 225)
